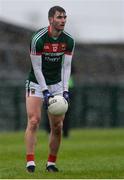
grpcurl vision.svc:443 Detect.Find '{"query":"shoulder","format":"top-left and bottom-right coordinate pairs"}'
top-left (30, 27), bottom-right (48, 54)
top-left (31, 27), bottom-right (48, 44)
top-left (62, 31), bottom-right (75, 52)
top-left (62, 31), bottom-right (75, 49)
top-left (62, 31), bottom-right (75, 43)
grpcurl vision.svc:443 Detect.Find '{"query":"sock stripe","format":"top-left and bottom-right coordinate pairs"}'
top-left (48, 154), bottom-right (57, 163)
top-left (26, 154), bottom-right (34, 162)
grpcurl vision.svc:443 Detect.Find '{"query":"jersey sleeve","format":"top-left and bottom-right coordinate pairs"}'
top-left (29, 32), bottom-right (48, 91)
top-left (65, 37), bottom-right (75, 55)
top-left (62, 37), bottom-right (75, 91)
top-left (30, 54), bottom-right (48, 91)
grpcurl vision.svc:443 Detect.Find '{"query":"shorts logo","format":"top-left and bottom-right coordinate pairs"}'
top-left (31, 89), bottom-right (35, 95)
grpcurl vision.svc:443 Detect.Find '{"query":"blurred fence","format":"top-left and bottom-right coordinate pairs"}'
top-left (0, 83), bottom-right (124, 131)
top-left (1, 21), bottom-right (124, 131)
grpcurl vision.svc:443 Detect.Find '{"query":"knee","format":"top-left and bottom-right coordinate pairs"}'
top-left (28, 115), bottom-right (40, 131)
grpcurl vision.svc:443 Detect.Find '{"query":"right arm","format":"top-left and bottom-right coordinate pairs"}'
top-left (30, 34), bottom-right (53, 105)
top-left (30, 54), bottom-right (48, 91)
top-left (30, 35), bottom-right (48, 91)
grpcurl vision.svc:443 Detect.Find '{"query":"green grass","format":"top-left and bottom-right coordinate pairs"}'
top-left (0, 128), bottom-right (124, 179)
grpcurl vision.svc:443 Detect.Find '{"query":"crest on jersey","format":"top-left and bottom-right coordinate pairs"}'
top-left (61, 43), bottom-right (66, 51)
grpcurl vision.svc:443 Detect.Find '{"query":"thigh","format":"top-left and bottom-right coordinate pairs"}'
top-left (25, 80), bottom-right (44, 119)
top-left (26, 96), bottom-right (43, 118)
top-left (25, 80), bottom-right (43, 98)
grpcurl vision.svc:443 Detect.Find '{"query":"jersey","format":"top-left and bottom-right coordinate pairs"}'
top-left (28, 26), bottom-right (75, 86)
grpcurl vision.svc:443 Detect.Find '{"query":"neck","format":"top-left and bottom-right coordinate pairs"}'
top-left (49, 26), bottom-right (62, 38)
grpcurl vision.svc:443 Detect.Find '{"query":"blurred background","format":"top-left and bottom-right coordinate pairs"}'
top-left (0, 0), bottom-right (124, 132)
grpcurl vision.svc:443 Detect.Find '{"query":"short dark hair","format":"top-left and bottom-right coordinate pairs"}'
top-left (48, 6), bottom-right (66, 18)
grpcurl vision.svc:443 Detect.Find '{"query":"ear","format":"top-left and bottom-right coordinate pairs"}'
top-left (49, 17), bottom-right (53, 24)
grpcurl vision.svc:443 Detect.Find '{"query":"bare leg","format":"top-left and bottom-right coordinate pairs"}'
top-left (25, 96), bottom-right (43, 172)
top-left (48, 113), bottom-right (65, 156)
top-left (46, 113), bottom-right (65, 172)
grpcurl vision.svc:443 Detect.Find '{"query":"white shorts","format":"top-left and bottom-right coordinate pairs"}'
top-left (25, 80), bottom-right (63, 98)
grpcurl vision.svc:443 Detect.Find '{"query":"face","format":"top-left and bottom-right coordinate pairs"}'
top-left (49, 11), bottom-right (67, 31)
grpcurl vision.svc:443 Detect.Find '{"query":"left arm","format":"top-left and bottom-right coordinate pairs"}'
top-left (62, 54), bottom-right (73, 91)
top-left (62, 37), bottom-right (75, 102)
top-left (62, 37), bottom-right (75, 91)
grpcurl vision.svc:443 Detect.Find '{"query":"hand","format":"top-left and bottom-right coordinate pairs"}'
top-left (43, 90), bottom-right (53, 109)
top-left (63, 91), bottom-right (70, 103)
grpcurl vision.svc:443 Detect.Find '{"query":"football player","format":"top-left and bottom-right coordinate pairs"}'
top-left (25, 6), bottom-right (75, 172)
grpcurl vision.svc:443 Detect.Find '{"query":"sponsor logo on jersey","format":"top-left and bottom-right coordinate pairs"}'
top-left (44, 56), bottom-right (61, 62)
top-left (42, 52), bottom-right (64, 56)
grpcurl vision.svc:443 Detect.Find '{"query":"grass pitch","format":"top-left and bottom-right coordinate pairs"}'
top-left (0, 128), bottom-right (124, 179)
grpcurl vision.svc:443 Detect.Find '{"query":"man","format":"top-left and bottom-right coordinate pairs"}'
top-left (25, 6), bottom-right (75, 173)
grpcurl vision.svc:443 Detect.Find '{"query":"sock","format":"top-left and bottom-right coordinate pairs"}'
top-left (26, 154), bottom-right (35, 167)
top-left (26, 154), bottom-right (34, 162)
top-left (47, 154), bottom-right (57, 166)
